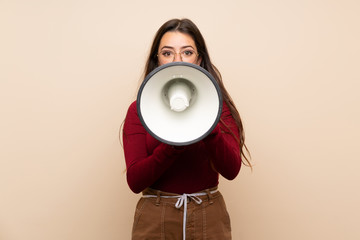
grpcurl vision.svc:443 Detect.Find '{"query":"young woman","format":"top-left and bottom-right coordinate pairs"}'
top-left (123, 18), bottom-right (251, 240)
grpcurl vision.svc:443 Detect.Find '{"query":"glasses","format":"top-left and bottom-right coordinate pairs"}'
top-left (157, 49), bottom-right (199, 64)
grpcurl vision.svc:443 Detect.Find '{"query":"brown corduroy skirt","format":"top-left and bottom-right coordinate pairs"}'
top-left (131, 187), bottom-right (232, 240)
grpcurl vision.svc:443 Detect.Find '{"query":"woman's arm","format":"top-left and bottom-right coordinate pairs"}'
top-left (204, 102), bottom-right (242, 180)
top-left (123, 102), bottom-right (184, 193)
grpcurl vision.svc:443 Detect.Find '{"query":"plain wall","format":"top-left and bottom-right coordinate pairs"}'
top-left (1, 0), bottom-right (359, 239)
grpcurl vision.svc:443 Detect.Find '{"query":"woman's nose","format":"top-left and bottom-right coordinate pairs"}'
top-left (173, 52), bottom-right (182, 62)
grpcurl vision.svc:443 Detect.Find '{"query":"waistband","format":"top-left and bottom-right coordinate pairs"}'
top-left (142, 186), bottom-right (219, 199)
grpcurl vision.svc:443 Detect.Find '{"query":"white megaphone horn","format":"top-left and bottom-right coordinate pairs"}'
top-left (137, 62), bottom-right (223, 146)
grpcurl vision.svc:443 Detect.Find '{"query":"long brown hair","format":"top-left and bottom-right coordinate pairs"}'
top-left (143, 18), bottom-right (251, 168)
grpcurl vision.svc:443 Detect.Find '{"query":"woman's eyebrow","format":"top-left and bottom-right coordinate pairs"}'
top-left (160, 46), bottom-right (174, 50)
top-left (181, 45), bottom-right (195, 49)
top-left (160, 45), bottom-right (195, 50)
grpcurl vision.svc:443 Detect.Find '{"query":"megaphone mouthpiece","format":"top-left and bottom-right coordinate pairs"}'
top-left (168, 80), bottom-right (192, 112)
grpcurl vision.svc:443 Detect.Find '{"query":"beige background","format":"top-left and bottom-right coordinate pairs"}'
top-left (1, 0), bottom-right (359, 239)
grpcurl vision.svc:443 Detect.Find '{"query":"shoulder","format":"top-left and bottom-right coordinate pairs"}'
top-left (129, 100), bottom-right (137, 111)
top-left (222, 101), bottom-right (229, 109)
top-left (124, 100), bottom-right (139, 122)
top-left (221, 100), bottom-right (231, 116)
top-left (125, 100), bottom-right (138, 115)
top-left (124, 100), bottom-right (145, 133)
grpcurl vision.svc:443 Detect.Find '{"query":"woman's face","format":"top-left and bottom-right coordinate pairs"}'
top-left (157, 31), bottom-right (201, 66)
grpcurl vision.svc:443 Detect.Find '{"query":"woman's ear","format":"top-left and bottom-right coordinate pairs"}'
top-left (196, 56), bottom-right (202, 66)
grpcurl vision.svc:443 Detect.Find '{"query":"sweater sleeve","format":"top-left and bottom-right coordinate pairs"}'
top-left (203, 102), bottom-right (242, 180)
top-left (122, 102), bottom-right (184, 193)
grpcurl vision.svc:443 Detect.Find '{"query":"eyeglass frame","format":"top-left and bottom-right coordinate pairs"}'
top-left (157, 49), bottom-right (199, 64)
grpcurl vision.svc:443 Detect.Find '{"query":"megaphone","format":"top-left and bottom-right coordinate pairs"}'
top-left (137, 62), bottom-right (222, 146)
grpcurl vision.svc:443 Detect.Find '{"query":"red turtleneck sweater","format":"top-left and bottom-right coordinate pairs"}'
top-left (123, 101), bottom-right (242, 194)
